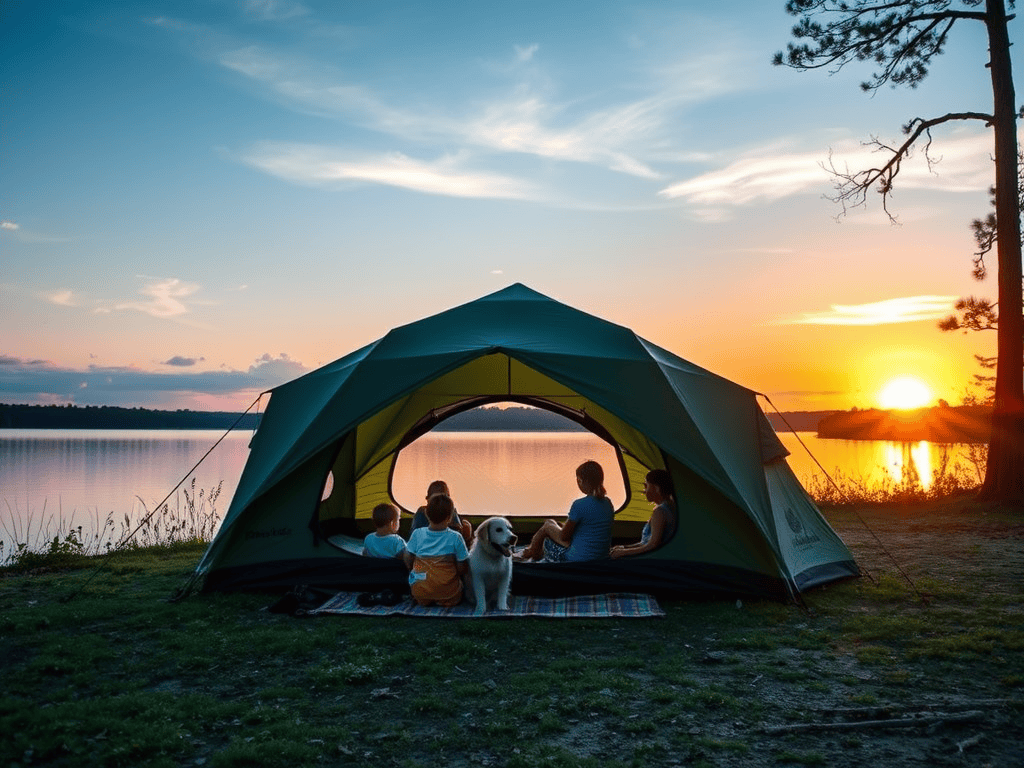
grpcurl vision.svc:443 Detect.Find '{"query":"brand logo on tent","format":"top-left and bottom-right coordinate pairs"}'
top-left (245, 527), bottom-right (293, 541)
top-left (785, 507), bottom-right (803, 534)
top-left (785, 507), bottom-right (820, 548)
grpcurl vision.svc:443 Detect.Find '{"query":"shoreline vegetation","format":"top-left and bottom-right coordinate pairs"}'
top-left (0, 402), bottom-right (992, 442)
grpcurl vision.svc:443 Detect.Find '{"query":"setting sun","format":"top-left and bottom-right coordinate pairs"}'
top-left (877, 376), bottom-right (934, 410)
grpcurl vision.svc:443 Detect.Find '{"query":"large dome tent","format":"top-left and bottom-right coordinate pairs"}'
top-left (194, 284), bottom-right (857, 600)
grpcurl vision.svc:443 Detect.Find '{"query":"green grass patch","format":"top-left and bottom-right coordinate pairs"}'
top-left (2, 497), bottom-right (1023, 768)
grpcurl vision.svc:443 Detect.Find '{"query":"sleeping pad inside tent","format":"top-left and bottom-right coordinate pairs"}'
top-left (194, 284), bottom-right (858, 600)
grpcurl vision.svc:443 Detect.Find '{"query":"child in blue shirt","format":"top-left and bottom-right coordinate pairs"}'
top-left (362, 503), bottom-right (406, 559)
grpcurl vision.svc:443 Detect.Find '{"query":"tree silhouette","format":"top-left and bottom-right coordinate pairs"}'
top-left (776, 0), bottom-right (1023, 503)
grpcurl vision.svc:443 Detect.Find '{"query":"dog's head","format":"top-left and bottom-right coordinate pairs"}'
top-left (476, 516), bottom-right (517, 558)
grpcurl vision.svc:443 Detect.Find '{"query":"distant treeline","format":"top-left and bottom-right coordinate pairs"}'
top-left (764, 410), bottom-right (838, 433)
top-left (0, 403), bottom-right (582, 431)
top-left (433, 406), bottom-right (588, 432)
top-left (0, 403), bottom-right (262, 430)
top-left (3, 401), bottom-right (899, 436)
top-left (816, 405), bottom-right (991, 444)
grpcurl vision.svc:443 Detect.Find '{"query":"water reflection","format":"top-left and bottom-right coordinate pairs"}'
top-left (881, 441), bottom-right (932, 489)
top-left (777, 433), bottom-right (980, 491)
top-left (392, 432), bottom-right (624, 517)
top-left (0, 429), bottom-right (250, 550)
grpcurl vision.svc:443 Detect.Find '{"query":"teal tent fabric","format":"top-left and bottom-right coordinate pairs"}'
top-left (196, 284), bottom-right (857, 598)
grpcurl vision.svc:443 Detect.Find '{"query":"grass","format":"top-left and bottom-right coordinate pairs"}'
top-left (1, 479), bottom-right (221, 570)
top-left (2, 500), bottom-right (1022, 768)
top-left (1, 480), bottom-right (1021, 766)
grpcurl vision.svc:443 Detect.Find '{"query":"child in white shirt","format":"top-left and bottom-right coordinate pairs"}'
top-left (403, 493), bottom-right (468, 607)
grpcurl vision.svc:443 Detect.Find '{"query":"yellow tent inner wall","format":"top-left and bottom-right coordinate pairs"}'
top-left (317, 354), bottom-right (665, 525)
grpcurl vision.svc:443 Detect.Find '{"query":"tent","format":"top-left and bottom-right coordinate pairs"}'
top-left (196, 284), bottom-right (857, 600)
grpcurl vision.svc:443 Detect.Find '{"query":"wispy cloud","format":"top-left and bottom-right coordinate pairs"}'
top-left (114, 278), bottom-right (203, 319)
top-left (659, 149), bottom-right (827, 204)
top-left (660, 131), bottom-right (994, 206)
top-left (216, 45), bottom-right (693, 182)
top-left (514, 44), bottom-right (539, 63)
top-left (242, 1), bottom-right (310, 22)
top-left (1, 219), bottom-right (73, 244)
top-left (463, 96), bottom-right (663, 179)
top-left (240, 143), bottom-right (538, 199)
top-left (46, 289), bottom-right (77, 307)
top-left (219, 46), bottom-right (429, 133)
top-left (779, 295), bottom-right (958, 326)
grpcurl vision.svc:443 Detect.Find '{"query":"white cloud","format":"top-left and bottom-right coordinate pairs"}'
top-left (47, 289), bottom-right (76, 307)
top-left (514, 44), bottom-right (539, 63)
top-left (115, 278), bottom-right (202, 319)
top-left (241, 143), bottom-right (539, 200)
top-left (1, 220), bottom-right (18, 230)
top-left (779, 295), bottom-right (959, 326)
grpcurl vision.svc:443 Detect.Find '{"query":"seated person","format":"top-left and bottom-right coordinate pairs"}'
top-left (610, 469), bottom-right (676, 558)
top-left (514, 460), bottom-right (613, 562)
top-left (410, 479), bottom-right (472, 546)
top-left (362, 502), bottom-right (406, 558)
top-left (404, 492), bottom-right (469, 607)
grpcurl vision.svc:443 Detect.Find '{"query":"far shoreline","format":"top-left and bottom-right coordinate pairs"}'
top-left (1, 402), bottom-right (993, 444)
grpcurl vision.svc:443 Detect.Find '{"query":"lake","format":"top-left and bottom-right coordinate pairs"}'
top-left (0, 429), bottom-right (985, 555)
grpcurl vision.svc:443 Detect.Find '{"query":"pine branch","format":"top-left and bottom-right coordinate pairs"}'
top-left (823, 112), bottom-right (992, 218)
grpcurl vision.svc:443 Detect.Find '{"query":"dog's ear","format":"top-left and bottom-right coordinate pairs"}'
top-left (475, 519), bottom-right (490, 545)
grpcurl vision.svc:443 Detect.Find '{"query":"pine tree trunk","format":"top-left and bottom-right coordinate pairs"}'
top-left (978, 0), bottom-right (1024, 505)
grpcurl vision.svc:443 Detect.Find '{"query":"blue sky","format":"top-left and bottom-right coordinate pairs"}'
top-left (2, 1), bottom-right (1019, 412)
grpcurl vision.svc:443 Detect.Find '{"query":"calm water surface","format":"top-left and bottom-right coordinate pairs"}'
top-left (0, 430), bottom-right (252, 549)
top-left (0, 429), bottom-right (983, 551)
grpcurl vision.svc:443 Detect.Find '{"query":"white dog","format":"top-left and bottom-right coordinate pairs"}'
top-left (465, 517), bottom-right (517, 615)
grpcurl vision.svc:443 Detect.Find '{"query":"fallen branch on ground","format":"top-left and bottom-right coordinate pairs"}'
top-left (957, 733), bottom-right (985, 753)
top-left (762, 710), bottom-right (984, 735)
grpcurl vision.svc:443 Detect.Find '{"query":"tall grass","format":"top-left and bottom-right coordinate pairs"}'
top-left (0, 479), bottom-right (223, 570)
top-left (801, 446), bottom-right (986, 505)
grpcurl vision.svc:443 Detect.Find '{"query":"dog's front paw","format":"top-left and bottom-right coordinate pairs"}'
top-left (496, 600), bottom-right (510, 611)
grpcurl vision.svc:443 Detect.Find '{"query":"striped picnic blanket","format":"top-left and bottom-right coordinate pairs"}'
top-left (310, 591), bottom-right (664, 619)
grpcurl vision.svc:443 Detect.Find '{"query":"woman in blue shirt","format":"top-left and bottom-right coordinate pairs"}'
top-left (514, 460), bottom-right (613, 562)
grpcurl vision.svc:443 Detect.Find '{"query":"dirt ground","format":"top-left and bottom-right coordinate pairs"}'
top-left (829, 499), bottom-right (1024, 599)
top-left (653, 498), bottom-right (1024, 768)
